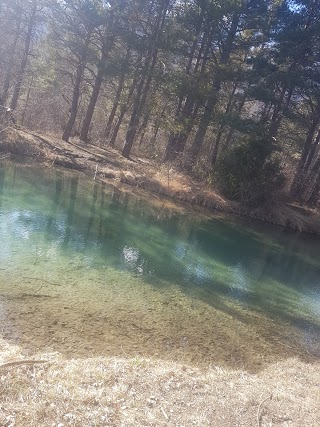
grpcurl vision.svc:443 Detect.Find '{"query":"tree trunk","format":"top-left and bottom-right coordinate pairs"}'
top-left (21, 74), bottom-right (34, 126)
top-left (2, 9), bottom-right (22, 103)
top-left (109, 66), bottom-right (141, 147)
top-left (291, 108), bottom-right (320, 197)
top-left (172, 9), bottom-right (205, 119)
top-left (121, 48), bottom-right (157, 157)
top-left (210, 81), bottom-right (238, 166)
top-left (105, 49), bottom-right (131, 140)
top-left (105, 83), bottom-right (123, 139)
top-left (138, 109), bottom-right (151, 145)
top-left (62, 29), bottom-right (92, 142)
top-left (222, 100), bottom-right (246, 151)
top-left (122, 47), bottom-right (161, 158)
top-left (175, 37), bottom-right (211, 157)
top-left (163, 31), bottom-right (210, 162)
top-left (10, 1), bottom-right (36, 111)
top-left (300, 128), bottom-right (320, 195)
top-left (268, 84), bottom-right (294, 139)
top-left (109, 107), bottom-right (126, 147)
top-left (304, 127), bottom-right (320, 171)
top-left (188, 83), bottom-right (221, 163)
top-left (260, 102), bottom-right (273, 124)
top-left (122, 0), bottom-right (169, 158)
top-left (80, 49), bottom-right (107, 142)
top-left (150, 106), bottom-right (165, 147)
top-left (188, 12), bottom-right (241, 165)
top-left (306, 158), bottom-right (320, 206)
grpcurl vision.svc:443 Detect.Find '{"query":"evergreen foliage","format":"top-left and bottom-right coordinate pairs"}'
top-left (215, 136), bottom-right (285, 206)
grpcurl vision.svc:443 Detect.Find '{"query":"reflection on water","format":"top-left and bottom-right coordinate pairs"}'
top-left (0, 161), bottom-right (319, 371)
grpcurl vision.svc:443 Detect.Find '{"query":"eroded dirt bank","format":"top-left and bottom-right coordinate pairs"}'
top-left (1, 128), bottom-right (320, 235)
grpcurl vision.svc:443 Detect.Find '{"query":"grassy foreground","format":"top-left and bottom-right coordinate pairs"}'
top-left (0, 338), bottom-right (319, 426)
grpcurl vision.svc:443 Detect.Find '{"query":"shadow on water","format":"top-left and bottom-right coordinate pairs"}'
top-left (0, 161), bottom-right (320, 371)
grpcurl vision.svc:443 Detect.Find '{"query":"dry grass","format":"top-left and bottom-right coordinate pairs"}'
top-left (0, 338), bottom-right (319, 426)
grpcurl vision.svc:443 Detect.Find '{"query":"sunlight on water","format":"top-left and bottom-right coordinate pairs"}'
top-left (0, 161), bottom-right (319, 371)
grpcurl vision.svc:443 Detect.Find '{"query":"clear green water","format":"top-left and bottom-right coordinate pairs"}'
top-left (0, 161), bottom-right (319, 371)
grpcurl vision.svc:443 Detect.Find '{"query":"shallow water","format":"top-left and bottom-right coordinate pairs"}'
top-left (0, 161), bottom-right (319, 371)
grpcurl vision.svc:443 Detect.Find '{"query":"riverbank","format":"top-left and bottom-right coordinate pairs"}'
top-left (1, 127), bottom-right (320, 235)
top-left (0, 337), bottom-right (319, 427)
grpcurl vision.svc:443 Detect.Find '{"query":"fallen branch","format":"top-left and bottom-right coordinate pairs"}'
top-left (0, 360), bottom-right (49, 369)
top-left (257, 393), bottom-right (272, 427)
top-left (68, 140), bottom-right (104, 161)
top-left (0, 126), bottom-right (11, 134)
top-left (160, 406), bottom-right (169, 420)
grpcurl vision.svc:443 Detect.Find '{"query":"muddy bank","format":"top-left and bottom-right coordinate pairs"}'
top-left (1, 128), bottom-right (320, 235)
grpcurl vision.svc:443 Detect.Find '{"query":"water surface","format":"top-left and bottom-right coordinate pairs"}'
top-left (0, 161), bottom-right (319, 371)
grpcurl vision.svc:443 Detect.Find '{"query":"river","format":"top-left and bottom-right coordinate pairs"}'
top-left (0, 161), bottom-right (319, 371)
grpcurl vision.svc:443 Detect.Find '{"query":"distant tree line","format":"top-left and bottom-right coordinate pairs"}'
top-left (0, 0), bottom-right (319, 207)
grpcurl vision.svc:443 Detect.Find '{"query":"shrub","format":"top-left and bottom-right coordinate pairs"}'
top-left (214, 136), bottom-right (285, 207)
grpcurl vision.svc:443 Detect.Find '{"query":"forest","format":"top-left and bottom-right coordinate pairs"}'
top-left (1, 2), bottom-right (320, 425)
top-left (0, 0), bottom-right (320, 208)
